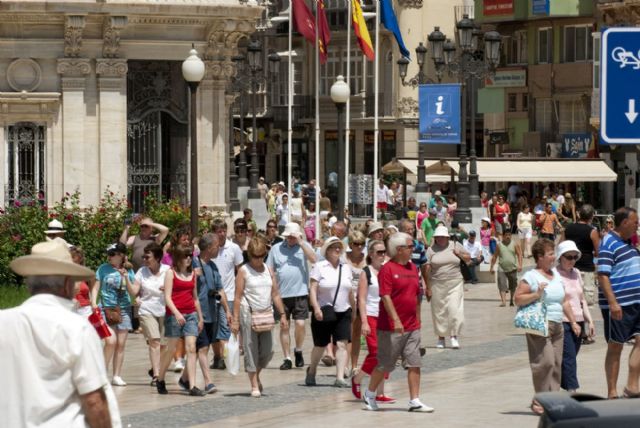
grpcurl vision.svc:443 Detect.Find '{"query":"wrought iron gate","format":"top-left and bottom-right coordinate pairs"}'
top-left (127, 61), bottom-right (188, 213)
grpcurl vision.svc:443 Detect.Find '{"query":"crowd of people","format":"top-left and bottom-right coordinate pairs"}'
top-left (5, 180), bottom-right (640, 425)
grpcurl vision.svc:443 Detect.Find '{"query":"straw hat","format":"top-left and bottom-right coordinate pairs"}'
top-left (10, 240), bottom-right (93, 279)
top-left (44, 219), bottom-right (65, 235)
top-left (556, 240), bottom-right (582, 262)
top-left (433, 225), bottom-right (450, 238)
top-left (321, 236), bottom-right (345, 258)
top-left (281, 222), bottom-right (303, 238)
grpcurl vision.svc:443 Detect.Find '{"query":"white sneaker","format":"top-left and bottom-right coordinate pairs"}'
top-left (408, 399), bottom-right (434, 413)
top-left (436, 339), bottom-right (445, 349)
top-left (173, 358), bottom-right (185, 372)
top-left (450, 337), bottom-right (460, 349)
top-left (111, 376), bottom-right (127, 387)
top-left (363, 392), bottom-right (379, 411)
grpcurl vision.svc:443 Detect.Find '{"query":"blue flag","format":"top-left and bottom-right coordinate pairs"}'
top-left (380, 0), bottom-right (410, 59)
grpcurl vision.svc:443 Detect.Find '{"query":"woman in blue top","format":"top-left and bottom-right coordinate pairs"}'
top-left (92, 242), bottom-right (136, 387)
top-left (514, 238), bottom-right (573, 415)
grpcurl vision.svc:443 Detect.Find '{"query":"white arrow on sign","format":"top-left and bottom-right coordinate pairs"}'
top-left (626, 99), bottom-right (638, 123)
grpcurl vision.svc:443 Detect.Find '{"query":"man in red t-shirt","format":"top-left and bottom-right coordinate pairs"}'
top-left (362, 232), bottom-right (434, 413)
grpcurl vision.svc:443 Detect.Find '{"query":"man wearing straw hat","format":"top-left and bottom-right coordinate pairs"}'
top-left (268, 222), bottom-right (317, 370)
top-left (0, 240), bottom-right (120, 427)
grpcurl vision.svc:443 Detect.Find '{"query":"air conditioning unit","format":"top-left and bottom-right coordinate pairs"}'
top-left (546, 143), bottom-right (561, 158)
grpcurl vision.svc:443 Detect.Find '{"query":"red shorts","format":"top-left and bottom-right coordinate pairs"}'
top-left (377, 202), bottom-right (388, 210)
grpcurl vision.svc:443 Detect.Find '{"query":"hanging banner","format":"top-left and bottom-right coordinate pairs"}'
top-left (418, 84), bottom-right (461, 144)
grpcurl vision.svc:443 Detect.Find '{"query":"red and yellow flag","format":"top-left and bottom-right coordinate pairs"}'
top-left (351, 0), bottom-right (374, 61)
top-left (317, 0), bottom-right (331, 64)
top-left (292, 0), bottom-right (316, 45)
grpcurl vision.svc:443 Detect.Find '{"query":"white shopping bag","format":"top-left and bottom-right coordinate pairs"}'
top-left (225, 333), bottom-right (240, 376)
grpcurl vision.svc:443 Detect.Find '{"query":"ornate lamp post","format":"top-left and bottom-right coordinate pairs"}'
top-left (330, 75), bottom-right (350, 221)
top-left (181, 46), bottom-right (205, 238)
top-left (246, 39), bottom-right (263, 200)
top-left (397, 42), bottom-right (430, 194)
top-left (428, 16), bottom-right (501, 223)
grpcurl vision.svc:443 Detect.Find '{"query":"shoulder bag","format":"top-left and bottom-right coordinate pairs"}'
top-left (320, 264), bottom-right (342, 323)
top-left (514, 292), bottom-right (548, 337)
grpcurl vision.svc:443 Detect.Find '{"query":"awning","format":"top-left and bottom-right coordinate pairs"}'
top-left (397, 158), bottom-right (617, 182)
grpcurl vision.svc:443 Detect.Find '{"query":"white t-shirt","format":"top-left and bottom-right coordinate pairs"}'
top-left (310, 260), bottom-right (353, 312)
top-left (0, 294), bottom-right (121, 427)
top-left (376, 185), bottom-right (389, 203)
top-left (463, 239), bottom-right (482, 259)
top-left (135, 264), bottom-right (170, 317)
top-left (289, 197), bottom-right (304, 219)
top-left (214, 239), bottom-right (244, 301)
top-left (362, 266), bottom-right (381, 317)
top-left (276, 204), bottom-right (290, 226)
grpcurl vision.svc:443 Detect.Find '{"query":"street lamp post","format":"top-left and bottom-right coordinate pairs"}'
top-left (227, 88), bottom-right (241, 212)
top-left (330, 75), bottom-right (350, 221)
top-left (428, 17), bottom-right (501, 223)
top-left (182, 46), bottom-right (205, 238)
top-left (397, 43), bottom-right (430, 194)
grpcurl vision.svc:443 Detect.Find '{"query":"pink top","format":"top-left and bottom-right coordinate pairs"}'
top-left (556, 267), bottom-right (584, 322)
top-left (416, 211), bottom-right (428, 229)
top-left (480, 228), bottom-right (491, 247)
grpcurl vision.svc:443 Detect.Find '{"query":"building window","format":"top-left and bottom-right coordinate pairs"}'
top-left (535, 98), bottom-right (553, 140)
top-left (6, 122), bottom-right (46, 204)
top-left (522, 93), bottom-right (529, 111)
top-left (558, 98), bottom-right (587, 134)
top-left (504, 30), bottom-right (527, 65)
top-left (270, 57), bottom-right (303, 107)
top-left (325, 0), bottom-right (348, 30)
top-left (508, 93), bottom-right (517, 112)
top-left (537, 27), bottom-right (552, 64)
top-left (320, 48), bottom-right (374, 96)
top-left (563, 25), bottom-right (593, 63)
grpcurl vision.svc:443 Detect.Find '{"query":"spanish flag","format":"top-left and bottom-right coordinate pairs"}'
top-left (351, 0), bottom-right (374, 61)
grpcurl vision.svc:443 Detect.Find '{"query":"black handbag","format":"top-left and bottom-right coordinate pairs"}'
top-left (320, 265), bottom-right (342, 322)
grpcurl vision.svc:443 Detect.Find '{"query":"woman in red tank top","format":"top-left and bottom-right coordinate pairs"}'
top-left (155, 245), bottom-right (206, 397)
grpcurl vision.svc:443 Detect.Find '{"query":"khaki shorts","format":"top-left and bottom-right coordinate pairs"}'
top-left (376, 329), bottom-right (422, 373)
top-left (139, 314), bottom-right (165, 341)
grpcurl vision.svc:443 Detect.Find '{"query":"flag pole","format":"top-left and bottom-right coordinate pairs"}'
top-left (344, 0), bottom-right (351, 216)
top-left (373, 0), bottom-right (379, 222)
top-left (314, 0), bottom-right (321, 240)
top-left (287, 0), bottom-right (293, 197)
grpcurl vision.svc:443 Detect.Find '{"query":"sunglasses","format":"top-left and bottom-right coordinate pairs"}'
top-left (351, 242), bottom-right (365, 247)
top-left (235, 228), bottom-right (247, 233)
top-left (375, 250), bottom-right (387, 256)
top-left (562, 255), bottom-right (580, 261)
top-left (252, 253), bottom-right (267, 259)
top-left (267, 225), bottom-right (277, 229)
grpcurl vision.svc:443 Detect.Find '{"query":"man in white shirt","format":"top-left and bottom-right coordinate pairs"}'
top-left (376, 179), bottom-right (390, 216)
top-left (0, 240), bottom-right (120, 427)
top-left (211, 218), bottom-right (244, 369)
top-left (462, 230), bottom-right (484, 285)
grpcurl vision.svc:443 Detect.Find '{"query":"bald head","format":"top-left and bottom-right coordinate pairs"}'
top-left (331, 221), bottom-right (347, 239)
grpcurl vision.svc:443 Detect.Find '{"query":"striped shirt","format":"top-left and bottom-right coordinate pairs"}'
top-left (597, 232), bottom-right (640, 308)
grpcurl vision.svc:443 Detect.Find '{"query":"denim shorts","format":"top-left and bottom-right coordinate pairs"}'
top-left (165, 312), bottom-right (199, 338)
top-left (216, 302), bottom-right (233, 341)
top-left (100, 306), bottom-right (132, 331)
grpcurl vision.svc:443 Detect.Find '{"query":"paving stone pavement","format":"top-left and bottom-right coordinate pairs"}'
top-left (114, 281), bottom-right (621, 428)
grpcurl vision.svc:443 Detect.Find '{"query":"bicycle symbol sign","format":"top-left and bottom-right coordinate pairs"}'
top-left (601, 28), bottom-right (640, 144)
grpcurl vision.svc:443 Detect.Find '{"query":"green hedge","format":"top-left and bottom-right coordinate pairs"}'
top-left (0, 189), bottom-right (224, 307)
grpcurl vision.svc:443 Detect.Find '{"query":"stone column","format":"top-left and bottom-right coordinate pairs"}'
top-left (96, 59), bottom-right (128, 196)
top-left (200, 60), bottom-right (234, 212)
top-left (0, 125), bottom-right (5, 207)
top-left (57, 58), bottom-right (91, 198)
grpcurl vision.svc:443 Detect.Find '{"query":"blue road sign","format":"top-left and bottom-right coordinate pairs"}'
top-left (418, 84), bottom-right (461, 144)
top-left (601, 28), bottom-right (640, 144)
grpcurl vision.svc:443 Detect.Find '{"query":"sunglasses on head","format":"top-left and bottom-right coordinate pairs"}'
top-left (562, 254), bottom-right (580, 261)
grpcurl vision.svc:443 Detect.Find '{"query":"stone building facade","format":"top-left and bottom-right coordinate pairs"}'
top-left (0, 0), bottom-right (261, 211)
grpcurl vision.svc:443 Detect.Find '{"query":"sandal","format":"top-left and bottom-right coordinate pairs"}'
top-left (623, 387), bottom-right (640, 398)
top-left (530, 400), bottom-right (544, 415)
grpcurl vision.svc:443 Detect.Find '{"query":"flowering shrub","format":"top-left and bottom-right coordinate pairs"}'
top-left (0, 190), bottom-right (225, 294)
